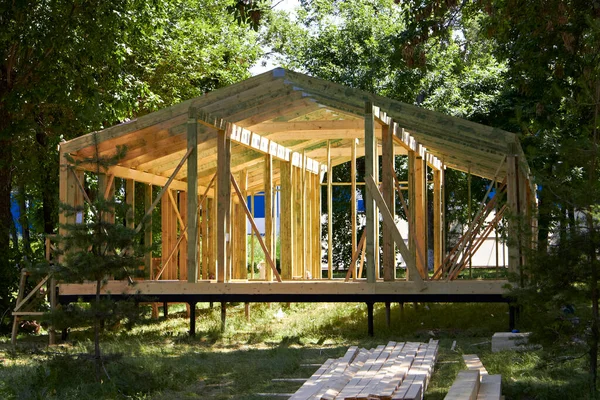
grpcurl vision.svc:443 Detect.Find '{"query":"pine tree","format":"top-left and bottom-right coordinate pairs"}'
top-left (48, 138), bottom-right (145, 380)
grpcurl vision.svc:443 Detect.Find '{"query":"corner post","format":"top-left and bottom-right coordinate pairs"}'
top-left (187, 107), bottom-right (198, 283)
top-left (351, 139), bottom-right (357, 279)
top-left (414, 150), bottom-right (427, 278)
top-left (216, 124), bottom-right (232, 283)
top-left (364, 102), bottom-right (378, 283)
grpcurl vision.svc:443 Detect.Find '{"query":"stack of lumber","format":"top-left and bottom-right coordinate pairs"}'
top-left (491, 332), bottom-right (530, 352)
top-left (443, 354), bottom-right (502, 400)
top-left (289, 340), bottom-right (438, 400)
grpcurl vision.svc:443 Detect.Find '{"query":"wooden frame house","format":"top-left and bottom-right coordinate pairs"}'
top-left (52, 68), bottom-right (535, 334)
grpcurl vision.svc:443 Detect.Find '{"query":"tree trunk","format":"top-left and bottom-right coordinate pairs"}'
top-left (0, 132), bottom-right (16, 322)
top-left (588, 213), bottom-right (598, 395)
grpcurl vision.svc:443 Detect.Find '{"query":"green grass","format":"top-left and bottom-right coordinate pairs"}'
top-left (0, 302), bottom-right (592, 399)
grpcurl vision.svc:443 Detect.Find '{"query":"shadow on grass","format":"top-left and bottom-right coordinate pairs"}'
top-left (0, 342), bottom-right (348, 400)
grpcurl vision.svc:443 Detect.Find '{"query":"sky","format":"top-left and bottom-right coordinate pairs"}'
top-left (249, 0), bottom-right (300, 76)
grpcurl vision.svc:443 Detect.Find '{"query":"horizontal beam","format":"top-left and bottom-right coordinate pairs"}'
top-left (58, 280), bottom-right (510, 297)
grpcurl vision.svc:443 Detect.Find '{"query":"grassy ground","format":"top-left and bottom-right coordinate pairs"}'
top-left (0, 302), bottom-right (591, 399)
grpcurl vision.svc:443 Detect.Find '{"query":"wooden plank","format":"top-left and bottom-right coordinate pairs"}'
top-left (444, 370), bottom-right (480, 400)
top-left (382, 121), bottom-right (395, 281)
top-left (289, 358), bottom-right (337, 400)
top-left (217, 125), bottom-right (232, 283)
top-left (477, 375), bottom-right (502, 400)
top-left (251, 119), bottom-right (364, 132)
top-left (365, 176), bottom-right (424, 287)
top-left (463, 355), bottom-right (488, 377)
top-left (365, 102), bottom-right (378, 283)
top-left (14, 274), bottom-right (50, 313)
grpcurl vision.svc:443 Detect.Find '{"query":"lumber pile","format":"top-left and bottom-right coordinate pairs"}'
top-left (444, 354), bottom-right (502, 400)
top-left (289, 340), bottom-right (439, 400)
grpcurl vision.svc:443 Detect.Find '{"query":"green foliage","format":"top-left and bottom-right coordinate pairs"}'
top-left (0, 0), bottom-right (264, 329)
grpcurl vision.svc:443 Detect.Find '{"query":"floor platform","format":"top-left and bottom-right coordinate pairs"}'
top-left (58, 279), bottom-right (511, 304)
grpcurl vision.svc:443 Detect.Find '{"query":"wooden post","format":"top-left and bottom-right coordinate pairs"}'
top-left (507, 154), bottom-right (520, 280)
top-left (382, 121), bottom-right (395, 281)
top-left (385, 302), bottom-right (391, 327)
top-left (327, 140), bottom-right (333, 279)
top-left (301, 152), bottom-right (307, 279)
top-left (364, 102), bottom-right (378, 283)
top-left (189, 302), bottom-right (196, 336)
top-left (144, 185), bottom-right (153, 279)
top-left (293, 165), bottom-right (303, 278)
top-left (280, 160), bottom-right (293, 280)
top-left (57, 152), bottom-right (84, 343)
top-left (187, 107), bottom-right (198, 282)
top-left (351, 139), bottom-right (357, 280)
top-left (408, 150), bottom-right (416, 279)
top-left (433, 169), bottom-right (443, 275)
top-left (414, 154), bottom-right (427, 278)
top-left (264, 154), bottom-right (274, 281)
top-left (250, 192), bottom-right (255, 279)
top-left (221, 302), bottom-right (227, 332)
top-left (468, 167), bottom-right (472, 278)
top-left (216, 125), bottom-right (232, 283)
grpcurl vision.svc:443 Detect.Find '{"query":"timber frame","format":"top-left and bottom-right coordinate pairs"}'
top-left (49, 68), bottom-right (535, 336)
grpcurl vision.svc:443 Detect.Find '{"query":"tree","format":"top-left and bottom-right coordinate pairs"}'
top-left (396, 0), bottom-right (600, 392)
top-left (265, 0), bottom-right (503, 269)
top-left (0, 0), bottom-right (264, 329)
top-left (45, 140), bottom-right (145, 380)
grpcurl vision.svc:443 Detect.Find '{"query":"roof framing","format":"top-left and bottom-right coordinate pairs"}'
top-left (60, 68), bottom-right (532, 193)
